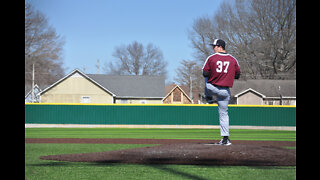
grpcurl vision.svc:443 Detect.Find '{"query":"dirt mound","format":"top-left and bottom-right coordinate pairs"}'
top-left (40, 143), bottom-right (296, 166)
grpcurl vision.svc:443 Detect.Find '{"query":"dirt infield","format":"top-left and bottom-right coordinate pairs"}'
top-left (27, 138), bottom-right (296, 166)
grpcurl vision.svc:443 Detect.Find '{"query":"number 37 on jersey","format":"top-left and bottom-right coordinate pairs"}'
top-left (216, 61), bottom-right (229, 73)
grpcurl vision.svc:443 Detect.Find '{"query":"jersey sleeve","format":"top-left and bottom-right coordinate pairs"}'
top-left (202, 55), bottom-right (212, 74)
top-left (231, 56), bottom-right (240, 76)
top-left (235, 60), bottom-right (241, 76)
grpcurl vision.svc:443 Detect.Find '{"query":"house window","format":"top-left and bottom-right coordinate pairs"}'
top-left (120, 99), bottom-right (128, 104)
top-left (81, 96), bottom-right (91, 103)
top-left (173, 89), bottom-right (181, 102)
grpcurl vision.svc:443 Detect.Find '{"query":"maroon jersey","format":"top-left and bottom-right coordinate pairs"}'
top-left (202, 52), bottom-right (240, 87)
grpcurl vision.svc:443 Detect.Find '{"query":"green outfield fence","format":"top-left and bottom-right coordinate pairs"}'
top-left (25, 103), bottom-right (296, 127)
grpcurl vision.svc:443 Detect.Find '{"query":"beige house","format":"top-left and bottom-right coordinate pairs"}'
top-left (231, 80), bottom-right (296, 105)
top-left (40, 69), bottom-right (165, 104)
top-left (234, 88), bottom-right (264, 105)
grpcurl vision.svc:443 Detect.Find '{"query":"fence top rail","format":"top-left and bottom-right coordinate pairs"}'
top-left (25, 103), bottom-right (296, 108)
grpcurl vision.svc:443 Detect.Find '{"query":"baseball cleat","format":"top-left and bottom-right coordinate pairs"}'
top-left (215, 137), bottom-right (232, 146)
top-left (213, 139), bottom-right (223, 145)
top-left (204, 137), bottom-right (232, 146)
top-left (222, 139), bottom-right (232, 146)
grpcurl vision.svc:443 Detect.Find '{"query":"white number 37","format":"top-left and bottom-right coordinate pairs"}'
top-left (216, 61), bottom-right (230, 73)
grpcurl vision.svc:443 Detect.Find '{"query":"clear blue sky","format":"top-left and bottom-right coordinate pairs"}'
top-left (29, 0), bottom-right (223, 83)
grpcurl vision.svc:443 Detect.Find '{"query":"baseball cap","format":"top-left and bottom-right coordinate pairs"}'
top-left (209, 39), bottom-right (226, 49)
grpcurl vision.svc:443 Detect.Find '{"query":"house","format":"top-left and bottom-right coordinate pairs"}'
top-left (162, 84), bottom-right (192, 104)
top-left (198, 80), bottom-right (296, 105)
top-left (25, 84), bottom-right (41, 103)
top-left (230, 80), bottom-right (296, 105)
top-left (39, 69), bottom-right (165, 104)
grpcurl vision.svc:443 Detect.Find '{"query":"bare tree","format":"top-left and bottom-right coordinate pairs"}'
top-left (189, 0), bottom-right (296, 79)
top-left (25, 2), bottom-right (65, 91)
top-left (174, 60), bottom-right (204, 98)
top-left (188, 16), bottom-right (215, 61)
top-left (105, 41), bottom-right (167, 77)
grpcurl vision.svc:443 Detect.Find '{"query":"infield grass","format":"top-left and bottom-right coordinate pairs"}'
top-left (25, 128), bottom-right (296, 141)
top-left (25, 128), bottom-right (296, 180)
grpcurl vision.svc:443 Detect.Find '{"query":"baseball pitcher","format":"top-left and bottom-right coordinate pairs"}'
top-left (202, 39), bottom-right (241, 145)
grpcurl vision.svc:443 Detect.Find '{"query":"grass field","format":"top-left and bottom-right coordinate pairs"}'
top-left (25, 128), bottom-right (296, 141)
top-left (25, 128), bottom-right (296, 180)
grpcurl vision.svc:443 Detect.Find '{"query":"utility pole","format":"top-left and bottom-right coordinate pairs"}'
top-left (189, 75), bottom-right (193, 103)
top-left (279, 86), bottom-right (283, 105)
top-left (96, 59), bottom-right (100, 74)
top-left (31, 63), bottom-right (35, 103)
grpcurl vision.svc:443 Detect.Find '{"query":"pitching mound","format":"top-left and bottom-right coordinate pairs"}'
top-left (40, 143), bottom-right (296, 166)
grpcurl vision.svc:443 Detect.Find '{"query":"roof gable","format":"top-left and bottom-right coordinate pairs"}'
top-left (40, 69), bottom-right (115, 96)
top-left (163, 85), bottom-right (192, 102)
top-left (25, 84), bottom-right (41, 102)
top-left (234, 88), bottom-right (266, 98)
top-left (25, 84), bottom-right (41, 98)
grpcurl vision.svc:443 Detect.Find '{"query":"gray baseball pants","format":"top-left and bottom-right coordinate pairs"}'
top-left (205, 83), bottom-right (231, 137)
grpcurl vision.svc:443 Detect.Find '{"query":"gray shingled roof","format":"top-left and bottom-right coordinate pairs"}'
top-left (87, 74), bottom-right (165, 98)
top-left (231, 80), bottom-right (296, 97)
